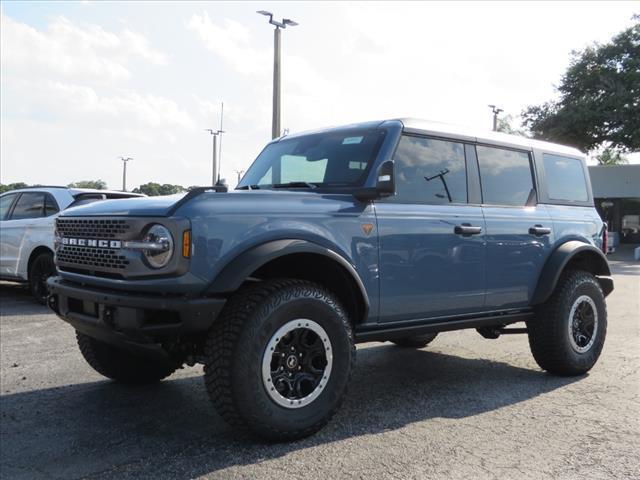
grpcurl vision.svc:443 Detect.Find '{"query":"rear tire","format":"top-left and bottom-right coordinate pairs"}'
top-left (391, 333), bottom-right (438, 348)
top-left (29, 251), bottom-right (56, 304)
top-left (527, 270), bottom-right (607, 376)
top-left (204, 279), bottom-right (355, 441)
top-left (76, 332), bottom-right (176, 384)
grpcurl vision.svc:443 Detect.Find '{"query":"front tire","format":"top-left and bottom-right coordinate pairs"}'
top-left (29, 251), bottom-right (56, 304)
top-left (527, 270), bottom-right (607, 376)
top-left (204, 279), bottom-right (355, 441)
top-left (76, 332), bottom-right (177, 384)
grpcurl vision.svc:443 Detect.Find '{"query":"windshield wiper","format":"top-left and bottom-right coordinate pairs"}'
top-left (272, 182), bottom-right (318, 189)
top-left (236, 184), bottom-right (260, 190)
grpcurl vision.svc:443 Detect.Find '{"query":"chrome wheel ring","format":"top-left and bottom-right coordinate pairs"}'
top-left (262, 319), bottom-right (332, 409)
top-left (568, 295), bottom-right (598, 353)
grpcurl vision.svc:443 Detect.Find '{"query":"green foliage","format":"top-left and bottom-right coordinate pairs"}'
top-left (596, 147), bottom-right (628, 165)
top-left (496, 115), bottom-right (529, 137)
top-left (133, 183), bottom-right (187, 196)
top-left (67, 180), bottom-right (108, 190)
top-left (0, 182), bottom-right (29, 194)
top-left (522, 16), bottom-right (639, 153)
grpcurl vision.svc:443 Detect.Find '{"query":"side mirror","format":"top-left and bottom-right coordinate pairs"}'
top-left (375, 160), bottom-right (395, 196)
top-left (353, 160), bottom-right (396, 201)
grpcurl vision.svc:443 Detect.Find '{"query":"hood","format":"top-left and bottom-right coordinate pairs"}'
top-left (60, 189), bottom-right (361, 218)
top-left (61, 193), bottom-right (187, 217)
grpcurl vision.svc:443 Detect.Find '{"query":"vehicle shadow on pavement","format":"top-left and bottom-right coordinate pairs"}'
top-left (0, 283), bottom-right (48, 317)
top-left (0, 345), bottom-right (580, 479)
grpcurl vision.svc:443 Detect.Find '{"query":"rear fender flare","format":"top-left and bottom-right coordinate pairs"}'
top-left (532, 240), bottom-right (612, 305)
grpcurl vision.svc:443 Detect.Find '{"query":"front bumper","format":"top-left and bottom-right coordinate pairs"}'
top-left (47, 276), bottom-right (226, 356)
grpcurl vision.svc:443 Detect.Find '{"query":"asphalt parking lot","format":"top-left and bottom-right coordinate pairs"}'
top-left (1, 249), bottom-right (639, 480)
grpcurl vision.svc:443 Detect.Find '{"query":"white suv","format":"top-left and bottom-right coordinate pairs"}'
top-left (0, 187), bottom-right (142, 303)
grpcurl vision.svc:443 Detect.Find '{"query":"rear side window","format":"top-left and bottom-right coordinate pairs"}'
top-left (44, 194), bottom-right (59, 216)
top-left (0, 194), bottom-right (17, 220)
top-left (390, 135), bottom-right (468, 204)
top-left (543, 154), bottom-right (588, 202)
top-left (477, 146), bottom-right (534, 206)
top-left (10, 192), bottom-right (46, 220)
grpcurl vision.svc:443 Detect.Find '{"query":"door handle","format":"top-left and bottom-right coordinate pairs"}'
top-left (529, 225), bottom-right (551, 236)
top-left (454, 224), bottom-right (483, 236)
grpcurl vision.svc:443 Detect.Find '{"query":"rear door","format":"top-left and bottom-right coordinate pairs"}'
top-left (477, 145), bottom-right (554, 309)
top-left (375, 134), bottom-right (486, 322)
top-left (0, 193), bottom-right (19, 276)
top-left (0, 192), bottom-right (57, 278)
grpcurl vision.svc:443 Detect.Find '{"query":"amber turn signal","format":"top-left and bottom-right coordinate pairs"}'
top-left (182, 230), bottom-right (191, 258)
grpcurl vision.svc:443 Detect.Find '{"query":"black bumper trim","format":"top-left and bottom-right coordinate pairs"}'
top-left (47, 277), bottom-right (226, 354)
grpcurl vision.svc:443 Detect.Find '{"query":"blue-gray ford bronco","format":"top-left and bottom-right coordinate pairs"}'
top-left (47, 119), bottom-right (613, 440)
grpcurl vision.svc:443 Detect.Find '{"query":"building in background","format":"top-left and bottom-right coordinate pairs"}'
top-left (589, 164), bottom-right (640, 249)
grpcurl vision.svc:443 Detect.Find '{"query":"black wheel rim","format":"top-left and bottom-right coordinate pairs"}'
top-left (262, 319), bottom-right (332, 409)
top-left (568, 295), bottom-right (598, 353)
top-left (32, 257), bottom-right (55, 301)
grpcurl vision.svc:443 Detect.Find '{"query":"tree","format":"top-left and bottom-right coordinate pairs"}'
top-left (133, 183), bottom-right (187, 196)
top-left (522, 15), bottom-right (639, 153)
top-left (596, 147), bottom-right (628, 165)
top-left (496, 114), bottom-right (529, 137)
top-left (0, 182), bottom-right (29, 194)
top-left (68, 180), bottom-right (107, 190)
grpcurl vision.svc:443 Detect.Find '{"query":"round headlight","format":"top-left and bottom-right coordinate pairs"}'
top-left (142, 224), bottom-right (174, 268)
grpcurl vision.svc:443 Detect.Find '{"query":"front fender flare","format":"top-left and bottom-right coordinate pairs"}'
top-left (531, 241), bottom-right (612, 305)
top-left (206, 239), bottom-right (370, 317)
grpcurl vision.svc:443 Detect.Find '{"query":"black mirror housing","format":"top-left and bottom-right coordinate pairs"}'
top-left (353, 160), bottom-right (396, 201)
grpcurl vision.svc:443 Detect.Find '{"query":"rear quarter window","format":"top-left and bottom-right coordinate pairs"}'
top-left (543, 154), bottom-right (589, 202)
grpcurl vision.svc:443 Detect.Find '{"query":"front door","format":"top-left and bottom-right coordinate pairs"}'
top-left (376, 135), bottom-right (486, 323)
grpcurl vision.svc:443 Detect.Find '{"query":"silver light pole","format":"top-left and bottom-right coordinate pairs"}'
top-left (488, 104), bottom-right (504, 132)
top-left (205, 129), bottom-right (221, 186)
top-left (118, 156), bottom-right (133, 192)
top-left (257, 11), bottom-right (298, 139)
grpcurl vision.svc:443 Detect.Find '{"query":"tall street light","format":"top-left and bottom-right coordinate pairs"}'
top-left (488, 104), bottom-right (504, 132)
top-left (205, 129), bottom-right (224, 185)
top-left (118, 156), bottom-right (133, 192)
top-left (257, 10), bottom-right (298, 139)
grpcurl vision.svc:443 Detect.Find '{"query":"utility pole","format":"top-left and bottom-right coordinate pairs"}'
top-left (218, 102), bottom-right (224, 184)
top-left (118, 157), bottom-right (133, 192)
top-left (488, 105), bottom-right (504, 132)
top-left (205, 129), bottom-right (224, 185)
top-left (235, 169), bottom-right (245, 185)
top-left (257, 11), bottom-right (298, 139)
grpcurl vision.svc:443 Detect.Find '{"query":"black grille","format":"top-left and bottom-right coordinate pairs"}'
top-left (56, 218), bottom-right (130, 239)
top-left (57, 246), bottom-right (130, 270)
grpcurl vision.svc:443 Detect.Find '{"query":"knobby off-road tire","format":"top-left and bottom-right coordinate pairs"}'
top-left (76, 332), bottom-right (176, 384)
top-left (391, 333), bottom-right (438, 348)
top-left (527, 270), bottom-right (607, 376)
top-left (204, 279), bottom-right (355, 441)
top-left (29, 251), bottom-right (56, 305)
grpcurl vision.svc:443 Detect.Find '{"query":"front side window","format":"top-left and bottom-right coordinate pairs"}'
top-left (389, 135), bottom-right (467, 204)
top-left (477, 146), bottom-right (534, 206)
top-left (0, 194), bottom-right (17, 220)
top-left (10, 192), bottom-right (46, 220)
top-left (543, 153), bottom-right (588, 202)
top-left (238, 128), bottom-right (386, 188)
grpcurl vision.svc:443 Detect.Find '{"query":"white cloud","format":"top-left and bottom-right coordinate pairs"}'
top-left (0, 12), bottom-right (167, 83)
top-left (187, 12), bottom-right (268, 75)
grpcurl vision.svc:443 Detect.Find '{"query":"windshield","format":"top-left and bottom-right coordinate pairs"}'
top-left (238, 128), bottom-right (386, 189)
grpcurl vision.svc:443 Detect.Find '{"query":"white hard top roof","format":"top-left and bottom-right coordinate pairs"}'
top-left (396, 118), bottom-right (585, 158)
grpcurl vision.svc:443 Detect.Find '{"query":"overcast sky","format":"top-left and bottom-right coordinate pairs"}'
top-left (1, 1), bottom-right (637, 189)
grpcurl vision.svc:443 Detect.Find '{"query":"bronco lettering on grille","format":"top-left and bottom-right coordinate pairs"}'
top-left (61, 238), bottom-right (122, 249)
